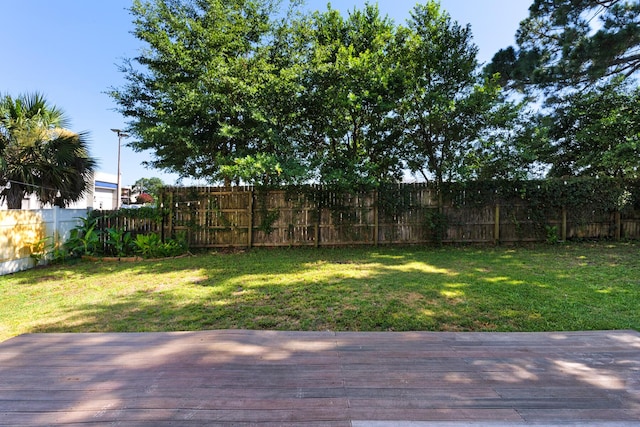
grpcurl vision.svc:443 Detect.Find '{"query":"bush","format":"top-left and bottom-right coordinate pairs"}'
top-left (133, 233), bottom-right (188, 258)
top-left (65, 212), bottom-right (188, 259)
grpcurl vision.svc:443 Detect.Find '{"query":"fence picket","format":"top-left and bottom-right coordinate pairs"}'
top-left (90, 183), bottom-right (640, 248)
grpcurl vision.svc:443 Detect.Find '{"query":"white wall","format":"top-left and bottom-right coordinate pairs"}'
top-left (0, 207), bottom-right (86, 275)
top-left (0, 171), bottom-right (118, 210)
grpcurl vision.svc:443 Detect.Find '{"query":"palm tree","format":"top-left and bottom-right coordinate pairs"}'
top-left (0, 93), bottom-right (96, 209)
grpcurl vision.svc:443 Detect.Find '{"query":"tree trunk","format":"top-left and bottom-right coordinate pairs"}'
top-left (5, 185), bottom-right (25, 209)
top-left (435, 172), bottom-right (444, 213)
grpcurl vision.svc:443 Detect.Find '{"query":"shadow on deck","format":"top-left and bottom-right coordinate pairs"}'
top-left (0, 330), bottom-right (639, 426)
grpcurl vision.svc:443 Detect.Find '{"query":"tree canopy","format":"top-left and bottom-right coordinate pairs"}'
top-left (398, 3), bottom-right (524, 191)
top-left (298, 4), bottom-right (406, 185)
top-left (131, 176), bottom-right (164, 202)
top-left (0, 93), bottom-right (96, 209)
top-left (111, 0), bottom-right (522, 190)
top-left (486, 0), bottom-right (640, 91)
top-left (534, 78), bottom-right (640, 179)
top-left (483, 0), bottom-right (640, 179)
top-left (111, 0), bottom-right (272, 181)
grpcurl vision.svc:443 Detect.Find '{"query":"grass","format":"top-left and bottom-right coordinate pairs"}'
top-left (1, 242), bottom-right (639, 342)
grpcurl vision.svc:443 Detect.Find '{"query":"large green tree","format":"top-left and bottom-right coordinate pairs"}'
top-left (486, 0), bottom-right (640, 90)
top-left (131, 176), bottom-right (164, 201)
top-left (535, 79), bottom-right (640, 178)
top-left (485, 0), bottom-right (640, 181)
top-left (112, 0), bottom-right (528, 187)
top-left (299, 4), bottom-right (406, 186)
top-left (0, 93), bottom-right (96, 209)
top-left (398, 2), bottom-right (521, 200)
top-left (110, 0), bottom-right (303, 184)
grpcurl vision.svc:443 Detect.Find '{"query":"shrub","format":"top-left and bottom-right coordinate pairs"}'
top-left (133, 233), bottom-right (188, 258)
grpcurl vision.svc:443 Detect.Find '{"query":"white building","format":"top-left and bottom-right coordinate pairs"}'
top-left (90, 172), bottom-right (119, 210)
top-left (1, 171), bottom-right (119, 210)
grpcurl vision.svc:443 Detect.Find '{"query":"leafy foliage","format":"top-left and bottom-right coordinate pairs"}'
top-left (220, 153), bottom-right (308, 187)
top-left (132, 177), bottom-right (164, 201)
top-left (535, 79), bottom-right (640, 179)
top-left (484, 1), bottom-right (640, 183)
top-left (300, 4), bottom-right (406, 185)
top-left (65, 215), bottom-right (101, 257)
top-left (110, 0), bottom-right (303, 184)
top-left (112, 0), bottom-right (524, 190)
top-left (133, 233), bottom-right (187, 258)
top-left (106, 227), bottom-right (134, 257)
top-left (0, 93), bottom-right (96, 209)
top-left (101, 206), bottom-right (166, 221)
top-left (487, 0), bottom-right (640, 90)
top-left (398, 3), bottom-right (525, 194)
top-left (64, 208), bottom-right (187, 259)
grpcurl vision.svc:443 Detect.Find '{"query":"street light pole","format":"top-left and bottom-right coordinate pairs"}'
top-left (110, 129), bottom-right (129, 209)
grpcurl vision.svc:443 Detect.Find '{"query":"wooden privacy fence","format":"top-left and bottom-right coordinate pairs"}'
top-left (91, 209), bottom-right (164, 254)
top-left (155, 184), bottom-right (640, 248)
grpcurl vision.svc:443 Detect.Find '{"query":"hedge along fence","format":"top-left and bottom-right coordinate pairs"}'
top-left (150, 178), bottom-right (640, 248)
top-left (88, 207), bottom-right (166, 255)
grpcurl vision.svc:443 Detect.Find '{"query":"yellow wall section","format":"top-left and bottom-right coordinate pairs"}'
top-left (0, 211), bottom-right (45, 263)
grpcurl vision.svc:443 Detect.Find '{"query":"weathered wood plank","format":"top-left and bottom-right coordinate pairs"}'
top-left (0, 330), bottom-right (639, 424)
top-left (347, 407), bottom-right (524, 422)
top-left (151, 184), bottom-right (640, 247)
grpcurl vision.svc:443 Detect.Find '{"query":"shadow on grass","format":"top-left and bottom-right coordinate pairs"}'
top-left (17, 244), bottom-right (640, 335)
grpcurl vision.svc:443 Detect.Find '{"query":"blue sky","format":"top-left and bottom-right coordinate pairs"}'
top-left (0, 0), bottom-right (531, 187)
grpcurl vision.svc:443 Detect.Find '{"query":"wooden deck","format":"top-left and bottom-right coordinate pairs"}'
top-left (0, 330), bottom-right (639, 426)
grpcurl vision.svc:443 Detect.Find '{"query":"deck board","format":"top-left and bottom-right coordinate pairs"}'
top-left (0, 330), bottom-right (639, 425)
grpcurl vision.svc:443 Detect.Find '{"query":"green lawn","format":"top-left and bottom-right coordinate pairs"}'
top-left (1, 243), bottom-right (639, 341)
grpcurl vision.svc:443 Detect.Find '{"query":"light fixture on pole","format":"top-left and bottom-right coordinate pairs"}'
top-left (110, 129), bottom-right (129, 209)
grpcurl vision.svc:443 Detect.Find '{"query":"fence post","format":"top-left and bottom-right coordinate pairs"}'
top-left (52, 206), bottom-right (60, 247)
top-left (494, 204), bottom-right (500, 244)
top-left (373, 190), bottom-right (379, 247)
top-left (167, 190), bottom-right (174, 240)
top-left (562, 206), bottom-right (567, 241)
top-left (247, 190), bottom-right (254, 248)
top-left (615, 210), bottom-right (621, 241)
top-left (315, 207), bottom-right (321, 248)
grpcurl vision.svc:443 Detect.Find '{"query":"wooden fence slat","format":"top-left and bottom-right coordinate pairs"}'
top-left (89, 184), bottom-right (640, 248)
